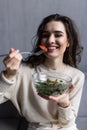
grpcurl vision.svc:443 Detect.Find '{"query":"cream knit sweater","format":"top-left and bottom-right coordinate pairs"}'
top-left (0, 63), bottom-right (85, 130)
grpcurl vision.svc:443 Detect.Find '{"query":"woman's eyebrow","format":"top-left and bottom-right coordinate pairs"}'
top-left (42, 30), bottom-right (64, 34)
top-left (54, 30), bottom-right (64, 34)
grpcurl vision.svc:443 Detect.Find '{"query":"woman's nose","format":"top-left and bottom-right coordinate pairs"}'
top-left (48, 34), bottom-right (55, 43)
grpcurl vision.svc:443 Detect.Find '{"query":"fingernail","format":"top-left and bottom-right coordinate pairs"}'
top-left (16, 50), bottom-right (20, 52)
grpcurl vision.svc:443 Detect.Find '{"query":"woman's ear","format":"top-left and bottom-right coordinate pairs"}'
top-left (66, 38), bottom-right (70, 47)
top-left (67, 42), bottom-right (69, 47)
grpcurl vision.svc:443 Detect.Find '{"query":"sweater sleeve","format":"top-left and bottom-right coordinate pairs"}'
top-left (0, 71), bottom-right (17, 104)
top-left (57, 71), bottom-right (85, 128)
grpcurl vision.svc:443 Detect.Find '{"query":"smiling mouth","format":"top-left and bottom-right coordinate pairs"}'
top-left (47, 46), bottom-right (60, 51)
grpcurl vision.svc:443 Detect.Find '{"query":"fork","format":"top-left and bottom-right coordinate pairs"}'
top-left (0, 50), bottom-right (44, 57)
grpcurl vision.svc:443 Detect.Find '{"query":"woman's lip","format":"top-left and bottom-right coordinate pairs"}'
top-left (47, 46), bottom-right (59, 50)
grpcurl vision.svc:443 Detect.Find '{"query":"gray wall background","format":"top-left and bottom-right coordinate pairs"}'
top-left (0, 0), bottom-right (87, 72)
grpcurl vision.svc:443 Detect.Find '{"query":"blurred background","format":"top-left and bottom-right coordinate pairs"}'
top-left (0, 0), bottom-right (87, 72)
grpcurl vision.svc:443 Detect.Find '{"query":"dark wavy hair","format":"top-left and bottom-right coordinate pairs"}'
top-left (23, 14), bottom-right (83, 68)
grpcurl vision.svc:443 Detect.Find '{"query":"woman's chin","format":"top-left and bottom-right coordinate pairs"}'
top-left (45, 53), bottom-right (59, 59)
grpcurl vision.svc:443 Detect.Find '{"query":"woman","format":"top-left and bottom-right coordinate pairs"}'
top-left (0, 14), bottom-right (85, 130)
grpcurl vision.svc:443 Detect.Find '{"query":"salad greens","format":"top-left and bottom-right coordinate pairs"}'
top-left (35, 79), bottom-right (68, 95)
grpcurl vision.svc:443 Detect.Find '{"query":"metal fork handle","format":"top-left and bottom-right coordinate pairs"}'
top-left (0, 52), bottom-right (31, 57)
top-left (0, 50), bottom-right (43, 57)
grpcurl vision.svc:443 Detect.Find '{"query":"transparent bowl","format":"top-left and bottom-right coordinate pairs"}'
top-left (32, 72), bottom-right (72, 96)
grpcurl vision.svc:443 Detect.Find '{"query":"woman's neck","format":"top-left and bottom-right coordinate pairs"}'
top-left (44, 58), bottom-right (67, 70)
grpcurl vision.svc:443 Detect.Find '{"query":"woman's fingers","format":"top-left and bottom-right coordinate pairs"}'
top-left (49, 93), bottom-right (70, 107)
top-left (49, 93), bottom-right (66, 101)
top-left (9, 48), bottom-right (15, 53)
top-left (69, 84), bottom-right (75, 92)
top-left (9, 49), bottom-right (19, 58)
top-left (3, 48), bottom-right (22, 77)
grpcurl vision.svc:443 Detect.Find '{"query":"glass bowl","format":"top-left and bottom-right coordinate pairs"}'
top-left (32, 72), bottom-right (72, 96)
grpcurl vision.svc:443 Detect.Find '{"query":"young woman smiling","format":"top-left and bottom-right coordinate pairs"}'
top-left (0, 14), bottom-right (85, 130)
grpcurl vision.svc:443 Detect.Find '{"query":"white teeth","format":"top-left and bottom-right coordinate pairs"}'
top-left (48, 47), bottom-right (56, 49)
top-left (47, 46), bottom-right (59, 50)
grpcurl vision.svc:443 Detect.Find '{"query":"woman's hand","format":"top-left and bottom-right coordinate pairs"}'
top-left (3, 48), bottom-right (22, 80)
top-left (38, 84), bottom-right (74, 108)
top-left (49, 92), bottom-right (70, 108)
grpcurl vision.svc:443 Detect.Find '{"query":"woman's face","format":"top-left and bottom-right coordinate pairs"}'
top-left (41, 21), bottom-right (69, 59)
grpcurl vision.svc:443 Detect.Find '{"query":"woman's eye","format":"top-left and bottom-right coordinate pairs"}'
top-left (55, 34), bottom-right (62, 37)
top-left (42, 34), bottom-right (49, 38)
